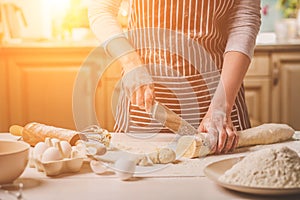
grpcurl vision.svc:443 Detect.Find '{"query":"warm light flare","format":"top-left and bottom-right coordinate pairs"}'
top-left (45, 0), bottom-right (70, 18)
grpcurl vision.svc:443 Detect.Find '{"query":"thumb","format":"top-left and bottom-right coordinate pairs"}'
top-left (198, 122), bottom-right (206, 132)
top-left (144, 85), bottom-right (155, 113)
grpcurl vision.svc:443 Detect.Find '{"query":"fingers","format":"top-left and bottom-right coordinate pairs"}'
top-left (144, 85), bottom-right (155, 112)
top-left (131, 84), bottom-right (155, 112)
top-left (217, 126), bottom-right (238, 154)
top-left (223, 127), bottom-right (236, 153)
top-left (198, 120), bottom-right (206, 132)
top-left (217, 127), bottom-right (227, 153)
top-left (231, 130), bottom-right (239, 150)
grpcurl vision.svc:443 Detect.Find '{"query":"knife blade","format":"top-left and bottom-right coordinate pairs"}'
top-left (150, 101), bottom-right (198, 135)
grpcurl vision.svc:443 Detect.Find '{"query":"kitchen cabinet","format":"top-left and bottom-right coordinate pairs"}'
top-left (244, 45), bottom-right (300, 130)
top-left (73, 47), bottom-right (122, 132)
top-left (271, 52), bottom-right (300, 130)
top-left (95, 60), bottom-right (122, 132)
top-left (1, 46), bottom-right (93, 132)
top-left (244, 52), bottom-right (271, 127)
top-left (0, 47), bottom-right (9, 132)
top-left (0, 44), bottom-right (121, 132)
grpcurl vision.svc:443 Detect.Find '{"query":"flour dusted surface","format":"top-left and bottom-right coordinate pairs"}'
top-left (219, 147), bottom-right (300, 188)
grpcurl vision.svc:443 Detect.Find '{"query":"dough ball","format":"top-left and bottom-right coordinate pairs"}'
top-left (137, 155), bottom-right (153, 166)
top-left (148, 150), bottom-right (159, 164)
top-left (158, 148), bottom-right (176, 164)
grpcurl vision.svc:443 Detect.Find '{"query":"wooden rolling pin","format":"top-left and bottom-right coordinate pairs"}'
top-left (176, 123), bottom-right (295, 158)
top-left (9, 122), bottom-right (87, 146)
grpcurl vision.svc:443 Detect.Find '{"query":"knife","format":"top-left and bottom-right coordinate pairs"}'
top-left (150, 101), bottom-right (216, 157)
top-left (149, 101), bottom-right (198, 135)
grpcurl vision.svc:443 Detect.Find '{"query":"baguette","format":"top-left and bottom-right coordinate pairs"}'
top-left (176, 123), bottom-right (295, 158)
top-left (10, 122), bottom-right (86, 146)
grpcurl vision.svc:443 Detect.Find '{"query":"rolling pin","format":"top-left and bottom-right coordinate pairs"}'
top-left (176, 123), bottom-right (295, 158)
top-left (9, 122), bottom-right (87, 146)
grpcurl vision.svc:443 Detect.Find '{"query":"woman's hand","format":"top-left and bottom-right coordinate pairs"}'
top-left (119, 51), bottom-right (155, 113)
top-left (198, 110), bottom-right (239, 154)
top-left (130, 83), bottom-right (155, 112)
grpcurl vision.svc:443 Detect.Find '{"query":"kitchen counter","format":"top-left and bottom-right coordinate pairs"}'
top-left (255, 41), bottom-right (300, 51)
top-left (255, 32), bottom-right (300, 51)
top-left (1, 133), bottom-right (300, 200)
top-left (2, 34), bottom-right (300, 50)
top-left (18, 169), bottom-right (298, 200)
top-left (0, 38), bottom-right (100, 48)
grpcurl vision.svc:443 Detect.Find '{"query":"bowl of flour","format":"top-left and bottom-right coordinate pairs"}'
top-left (205, 146), bottom-right (300, 195)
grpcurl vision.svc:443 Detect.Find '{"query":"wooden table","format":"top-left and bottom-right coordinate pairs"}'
top-left (1, 133), bottom-right (300, 200)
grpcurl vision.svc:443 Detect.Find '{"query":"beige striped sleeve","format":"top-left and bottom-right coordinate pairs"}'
top-left (225, 0), bottom-right (261, 60)
top-left (88, 0), bottom-right (124, 44)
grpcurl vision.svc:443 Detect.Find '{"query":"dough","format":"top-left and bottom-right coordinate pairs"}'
top-left (148, 151), bottom-right (160, 164)
top-left (136, 155), bottom-right (153, 166)
top-left (237, 123), bottom-right (294, 147)
top-left (137, 148), bottom-right (176, 166)
top-left (176, 123), bottom-right (295, 158)
top-left (175, 136), bottom-right (202, 158)
top-left (158, 148), bottom-right (176, 164)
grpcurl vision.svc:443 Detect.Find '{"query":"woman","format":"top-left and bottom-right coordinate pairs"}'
top-left (88, 0), bottom-right (261, 154)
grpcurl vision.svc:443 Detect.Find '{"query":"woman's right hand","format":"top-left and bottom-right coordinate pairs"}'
top-left (119, 51), bottom-right (155, 113)
top-left (130, 83), bottom-right (155, 112)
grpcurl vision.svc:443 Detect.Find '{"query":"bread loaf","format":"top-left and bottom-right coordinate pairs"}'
top-left (10, 122), bottom-right (86, 146)
top-left (176, 123), bottom-right (295, 158)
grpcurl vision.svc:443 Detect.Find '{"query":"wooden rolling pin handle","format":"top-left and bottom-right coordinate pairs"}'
top-left (9, 125), bottom-right (24, 136)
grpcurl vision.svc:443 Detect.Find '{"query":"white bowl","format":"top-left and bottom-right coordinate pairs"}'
top-left (0, 140), bottom-right (30, 184)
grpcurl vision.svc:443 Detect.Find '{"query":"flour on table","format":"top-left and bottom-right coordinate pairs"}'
top-left (219, 146), bottom-right (300, 188)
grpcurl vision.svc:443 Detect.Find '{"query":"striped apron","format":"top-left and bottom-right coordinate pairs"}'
top-left (114, 0), bottom-right (251, 133)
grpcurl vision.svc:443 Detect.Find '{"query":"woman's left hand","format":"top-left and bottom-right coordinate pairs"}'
top-left (198, 110), bottom-right (239, 154)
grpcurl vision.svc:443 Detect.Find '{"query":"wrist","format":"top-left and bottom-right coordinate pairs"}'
top-left (207, 102), bottom-right (233, 117)
top-left (119, 51), bottom-right (143, 73)
top-left (225, 103), bottom-right (233, 117)
top-left (105, 36), bottom-right (143, 72)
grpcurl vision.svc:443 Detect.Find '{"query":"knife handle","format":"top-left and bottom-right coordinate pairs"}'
top-left (150, 101), bottom-right (198, 135)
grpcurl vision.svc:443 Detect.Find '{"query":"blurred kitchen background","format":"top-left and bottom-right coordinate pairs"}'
top-left (1, 0), bottom-right (300, 133)
top-left (0, 0), bottom-right (129, 42)
top-left (0, 0), bottom-right (89, 42)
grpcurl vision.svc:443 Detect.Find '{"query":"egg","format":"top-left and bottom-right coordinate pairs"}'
top-left (86, 146), bottom-right (97, 156)
top-left (71, 146), bottom-right (86, 158)
top-left (114, 158), bottom-right (136, 181)
top-left (59, 141), bottom-right (72, 158)
top-left (85, 141), bottom-right (107, 156)
top-left (41, 147), bottom-right (63, 162)
top-left (33, 142), bottom-right (48, 160)
top-left (90, 160), bottom-right (107, 174)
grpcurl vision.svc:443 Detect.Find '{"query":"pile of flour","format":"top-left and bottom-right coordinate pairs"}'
top-left (219, 146), bottom-right (300, 188)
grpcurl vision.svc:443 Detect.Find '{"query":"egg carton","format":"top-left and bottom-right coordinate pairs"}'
top-left (30, 138), bottom-right (106, 176)
top-left (34, 157), bottom-right (84, 176)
